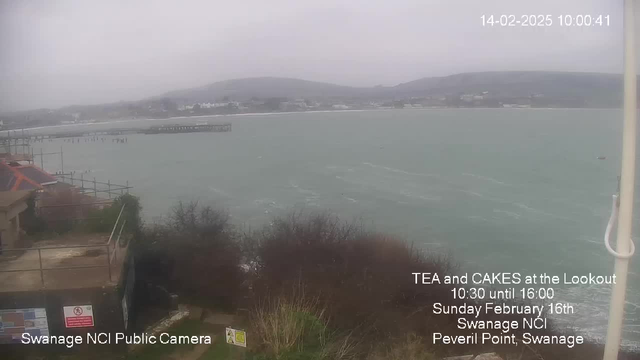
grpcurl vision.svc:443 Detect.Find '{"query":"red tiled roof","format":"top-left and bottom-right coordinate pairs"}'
top-left (0, 162), bottom-right (57, 192)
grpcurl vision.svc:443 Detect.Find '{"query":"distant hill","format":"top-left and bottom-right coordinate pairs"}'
top-left (158, 77), bottom-right (369, 102)
top-left (155, 71), bottom-right (637, 107)
top-left (391, 71), bottom-right (628, 103)
top-left (2, 71), bottom-right (638, 129)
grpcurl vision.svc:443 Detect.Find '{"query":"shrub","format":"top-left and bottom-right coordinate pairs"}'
top-left (135, 201), bottom-right (244, 310)
top-left (366, 334), bottom-right (436, 360)
top-left (134, 206), bottom-right (640, 360)
top-left (20, 192), bottom-right (47, 235)
top-left (250, 292), bottom-right (357, 360)
top-left (37, 188), bottom-right (92, 233)
top-left (85, 193), bottom-right (142, 235)
top-left (247, 211), bottom-right (457, 339)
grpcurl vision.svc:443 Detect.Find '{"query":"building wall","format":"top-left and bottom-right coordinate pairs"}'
top-left (0, 202), bottom-right (27, 250)
top-left (0, 287), bottom-right (127, 357)
top-left (0, 254), bottom-right (135, 357)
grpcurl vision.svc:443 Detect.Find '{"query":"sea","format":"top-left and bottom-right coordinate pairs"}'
top-left (16, 108), bottom-right (640, 348)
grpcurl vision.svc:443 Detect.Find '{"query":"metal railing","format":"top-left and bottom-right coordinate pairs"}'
top-left (55, 174), bottom-right (132, 199)
top-left (0, 204), bottom-right (128, 288)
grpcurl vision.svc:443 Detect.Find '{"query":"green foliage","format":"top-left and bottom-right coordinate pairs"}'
top-left (250, 294), bottom-right (356, 360)
top-left (21, 192), bottom-right (47, 235)
top-left (366, 334), bottom-right (436, 360)
top-left (136, 201), bottom-right (243, 310)
top-left (116, 193), bottom-right (143, 235)
top-left (130, 205), bottom-right (625, 360)
top-left (86, 193), bottom-right (142, 235)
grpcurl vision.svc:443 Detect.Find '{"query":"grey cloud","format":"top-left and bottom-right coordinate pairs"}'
top-left (0, 0), bottom-right (637, 111)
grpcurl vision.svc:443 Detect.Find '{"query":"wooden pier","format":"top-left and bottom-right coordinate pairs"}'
top-left (1, 122), bottom-right (232, 140)
top-left (143, 123), bottom-right (231, 134)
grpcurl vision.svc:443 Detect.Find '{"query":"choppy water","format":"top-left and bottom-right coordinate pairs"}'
top-left (24, 108), bottom-right (640, 347)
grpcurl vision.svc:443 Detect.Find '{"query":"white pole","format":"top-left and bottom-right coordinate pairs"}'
top-left (603, 0), bottom-right (637, 358)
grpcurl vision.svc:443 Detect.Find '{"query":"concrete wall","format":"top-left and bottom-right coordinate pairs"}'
top-left (0, 201), bottom-right (27, 250)
top-left (0, 253), bottom-right (135, 358)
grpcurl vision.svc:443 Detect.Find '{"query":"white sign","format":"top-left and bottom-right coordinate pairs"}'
top-left (63, 305), bottom-right (94, 328)
top-left (0, 308), bottom-right (49, 344)
top-left (225, 327), bottom-right (247, 347)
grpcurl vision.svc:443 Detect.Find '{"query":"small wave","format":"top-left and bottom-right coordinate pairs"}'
top-left (253, 198), bottom-right (283, 210)
top-left (493, 209), bottom-right (521, 219)
top-left (325, 165), bottom-right (355, 173)
top-left (343, 196), bottom-right (357, 203)
top-left (460, 190), bottom-right (484, 198)
top-left (208, 186), bottom-right (230, 197)
top-left (289, 180), bottom-right (320, 205)
top-left (397, 190), bottom-right (439, 202)
top-left (513, 202), bottom-right (576, 221)
top-left (626, 301), bottom-right (640, 309)
top-left (582, 238), bottom-right (602, 246)
top-left (289, 181), bottom-right (319, 197)
top-left (468, 215), bottom-right (491, 222)
top-left (417, 194), bottom-right (440, 201)
top-left (462, 172), bottom-right (509, 186)
top-left (363, 162), bottom-right (437, 178)
top-left (514, 202), bottom-right (540, 213)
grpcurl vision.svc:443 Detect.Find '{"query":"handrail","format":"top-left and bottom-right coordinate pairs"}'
top-left (106, 204), bottom-right (127, 280)
top-left (52, 174), bottom-right (132, 188)
top-left (0, 204), bottom-right (127, 252)
top-left (1, 262), bottom-right (114, 286)
top-left (39, 201), bottom-right (114, 208)
top-left (1, 243), bottom-right (110, 251)
top-left (0, 203), bottom-right (129, 287)
top-left (110, 219), bottom-right (127, 264)
top-left (604, 194), bottom-right (636, 259)
top-left (108, 204), bottom-right (126, 245)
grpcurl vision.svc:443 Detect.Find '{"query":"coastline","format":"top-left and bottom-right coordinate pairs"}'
top-left (0, 107), bottom-right (630, 136)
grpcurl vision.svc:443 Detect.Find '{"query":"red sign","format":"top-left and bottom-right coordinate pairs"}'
top-left (63, 305), bottom-right (94, 328)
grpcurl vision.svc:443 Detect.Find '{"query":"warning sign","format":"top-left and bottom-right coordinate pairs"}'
top-left (63, 305), bottom-right (94, 328)
top-left (225, 327), bottom-right (247, 347)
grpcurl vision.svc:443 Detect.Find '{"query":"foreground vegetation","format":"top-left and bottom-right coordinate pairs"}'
top-left (21, 190), bottom-right (142, 239)
top-left (13, 195), bottom-right (638, 359)
top-left (130, 200), bottom-right (640, 360)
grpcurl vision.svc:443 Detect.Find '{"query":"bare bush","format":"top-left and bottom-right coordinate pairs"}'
top-left (136, 201), bottom-right (243, 310)
top-left (366, 334), bottom-right (436, 360)
top-left (246, 211), bottom-right (457, 343)
top-left (251, 290), bottom-right (357, 360)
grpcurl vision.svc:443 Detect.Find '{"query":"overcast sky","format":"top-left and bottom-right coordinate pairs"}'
top-left (0, 0), bottom-right (637, 112)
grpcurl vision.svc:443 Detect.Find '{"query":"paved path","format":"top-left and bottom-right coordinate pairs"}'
top-left (0, 233), bottom-right (128, 291)
top-left (169, 335), bottom-right (216, 360)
